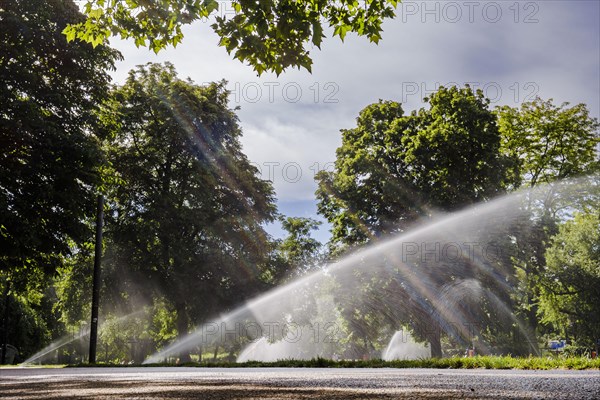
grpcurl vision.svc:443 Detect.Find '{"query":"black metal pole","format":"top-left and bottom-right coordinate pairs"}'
top-left (89, 194), bottom-right (104, 364)
top-left (1, 280), bottom-right (10, 365)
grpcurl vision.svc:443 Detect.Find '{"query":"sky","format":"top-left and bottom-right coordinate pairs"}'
top-left (106, 0), bottom-right (600, 243)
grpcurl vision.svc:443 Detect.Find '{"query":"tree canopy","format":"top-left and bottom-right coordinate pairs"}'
top-left (496, 98), bottom-right (600, 340)
top-left (315, 86), bottom-right (515, 356)
top-left (539, 212), bottom-right (600, 346)
top-left (102, 63), bottom-right (277, 359)
top-left (64, 0), bottom-right (399, 75)
top-left (0, 0), bottom-right (121, 287)
top-left (0, 0), bottom-right (121, 361)
top-left (316, 86), bottom-right (509, 252)
top-left (498, 98), bottom-right (599, 188)
top-left (275, 216), bottom-right (323, 280)
top-left (316, 87), bottom-right (599, 358)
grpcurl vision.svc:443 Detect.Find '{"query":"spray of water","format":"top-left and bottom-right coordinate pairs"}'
top-left (19, 329), bottom-right (89, 366)
top-left (382, 330), bottom-right (431, 360)
top-left (144, 177), bottom-right (597, 363)
top-left (20, 311), bottom-right (143, 365)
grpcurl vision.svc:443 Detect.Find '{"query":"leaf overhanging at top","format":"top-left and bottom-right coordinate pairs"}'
top-left (64, 0), bottom-right (399, 75)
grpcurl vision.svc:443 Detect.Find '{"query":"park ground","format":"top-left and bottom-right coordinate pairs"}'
top-left (1, 367), bottom-right (599, 399)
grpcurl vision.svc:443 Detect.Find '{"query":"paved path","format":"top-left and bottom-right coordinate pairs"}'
top-left (1, 367), bottom-right (599, 399)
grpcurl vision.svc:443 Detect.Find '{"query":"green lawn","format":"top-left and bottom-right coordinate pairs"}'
top-left (64, 356), bottom-right (600, 370)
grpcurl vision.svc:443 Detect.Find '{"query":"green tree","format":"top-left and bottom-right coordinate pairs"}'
top-left (64, 0), bottom-right (399, 75)
top-left (316, 86), bottom-right (511, 357)
top-left (0, 278), bottom-right (65, 362)
top-left (104, 63), bottom-right (277, 361)
top-left (0, 0), bottom-right (120, 285)
top-left (407, 87), bottom-right (510, 207)
top-left (538, 212), bottom-right (600, 347)
top-left (0, 0), bottom-right (120, 360)
top-left (316, 99), bottom-right (413, 251)
top-left (497, 98), bottom-right (600, 340)
top-left (53, 243), bottom-right (96, 327)
top-left (497, 98), bottom-right (599, 188)
top-left (270, 217), bottom-right (323, 282)
top-left (317, 86), bottom-right (509, 253)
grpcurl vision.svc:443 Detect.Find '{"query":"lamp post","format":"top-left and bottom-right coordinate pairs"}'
top-left (0, 279), bottom-right (10, 365)
top-left (89, 194), bottom-right (104, 364)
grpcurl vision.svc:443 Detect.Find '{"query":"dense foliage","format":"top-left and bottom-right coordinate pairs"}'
top-left (64, 0), bottom-right (399, 74)
top-left (104, 63), bottom-right (277, 361)
top-left (539, 212), bottom-right (600, 346)
top-left (0, 0), bottom-right (120, 361)
top-left (0, 0), bottom-right (120, 286)
top-left (316, 89), bottom-right (599, 357)
top-left (316, 87), bottom-right (510, 253)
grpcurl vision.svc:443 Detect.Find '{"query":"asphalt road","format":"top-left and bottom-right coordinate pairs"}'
top-left (1, 367), bottom-right (599, 399)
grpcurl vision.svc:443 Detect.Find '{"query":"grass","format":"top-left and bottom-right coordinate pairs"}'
top-left (1, 364), bottom-right (67, 369)
top-left (63, 356), bottom-right (600, 370)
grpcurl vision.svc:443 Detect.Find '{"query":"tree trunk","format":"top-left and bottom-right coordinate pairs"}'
top-left (213, 345), bottom-right (219, 361)
top-left (175, 302), bottom-right (191, 363)
top-left (362, 336), bottom-right (371, 360)
top-left (428, 327), bottom-right (443, 358)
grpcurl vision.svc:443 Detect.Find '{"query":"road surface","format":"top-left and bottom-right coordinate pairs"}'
top-left (1, 367), bottom-right (599, 399)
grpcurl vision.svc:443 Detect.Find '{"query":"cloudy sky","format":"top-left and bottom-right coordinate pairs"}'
top-left (107, 0), bottom-right (600, 243)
